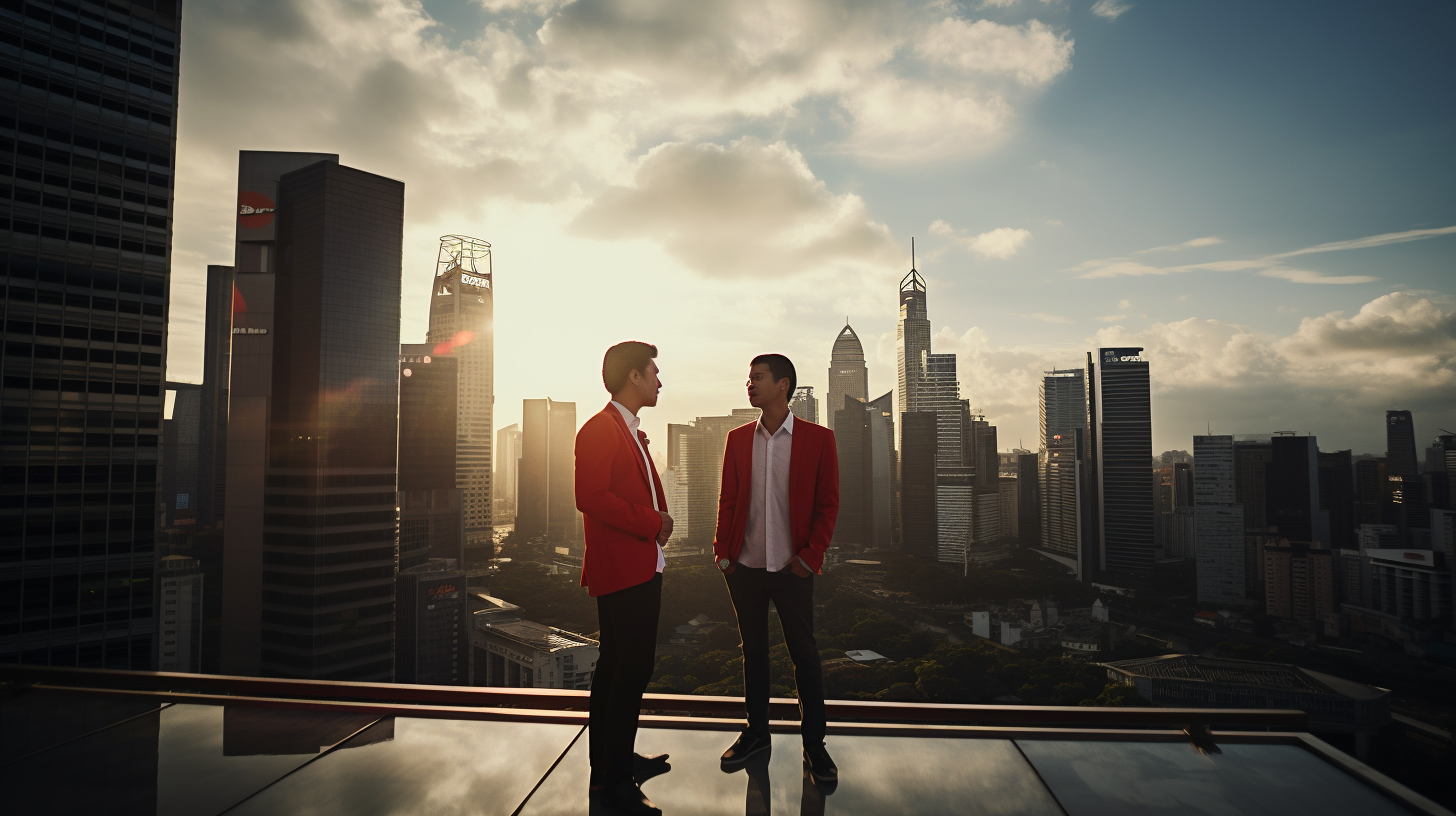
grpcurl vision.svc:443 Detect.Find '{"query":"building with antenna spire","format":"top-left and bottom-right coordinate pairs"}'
top-left (426, 236), bottom-right (495, 561)
top-left (827, 322), bottom-right (868, 434)
top-left (897, 239), bottom-right (930, 418)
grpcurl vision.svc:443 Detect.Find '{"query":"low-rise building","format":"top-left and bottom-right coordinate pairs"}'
top-left (157, 555), bottom-right (203, 673)
top-left (472, 613), bottom-right (599, 690)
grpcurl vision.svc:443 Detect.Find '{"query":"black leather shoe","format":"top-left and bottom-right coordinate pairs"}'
top-left (603, 780), bottom-right (661, 816)
top-left (803, 742), bottom-right (838, 788)
top-left (720, 730), bottom-right (772, 768)
top-left (633, 752), bottom-right (671, 783)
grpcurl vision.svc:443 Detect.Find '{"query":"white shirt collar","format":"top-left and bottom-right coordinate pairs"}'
top-left (756, 408), bottom-right (795, 437)
top-left (610, 400), bottom-right (640, 432)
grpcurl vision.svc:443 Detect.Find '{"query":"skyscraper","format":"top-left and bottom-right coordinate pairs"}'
top-left (157, 554), bottom-right (202, 674)
top-left (517, 398), bottom-right (581, 547)
top-left (1194, 435), bottom-right (1246, 605)
top-left (1317, 449), bottom-right (1354, 550)
top-left (220, 150), bottom-right (339, 677)
top-left (1, 0), bottom-right (181, 669)
top-left (1016, 452), bottom-right (1039, 546)
top-left (254, 160), bottom-right (404, 681)
top-left (395, 559), bottom-right (468, 685)
top-left (494, 423), bottom-right (521, 525)
top-left (831, 392), bottom-right (895, 551)
top-left (197, 264), bottom-right (232, 529)
top-left (1093, 347), bottom-right (1155, 576)
top-left (789, 386), bottom-right (818, 424)
top-left (899, 412), bottom-right (938, 559)
top-left (1266, 434), bottom-right (1328, 546)
top-left (398, 344), bottom-right (462, 569)
top-left (426, 236), bottom-right (493, 557)
top-left (676, 409), bottom-right (757, 549)
top-left (1039, 368), bottom-right (1086, 566)
top-left (896, 266), bottom-right (930, 418)
top-left (827, 324), bottom-right (866, 433)
top-left (923, 353), bottom-right (962, 468)
top-left (1385, 410), bottom-right (1418, 476)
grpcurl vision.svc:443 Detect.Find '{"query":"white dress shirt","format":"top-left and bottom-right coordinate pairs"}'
top-left (611, 400), bottom-right (665, 573)
top-left (739, 409), bottom-right (795, 571)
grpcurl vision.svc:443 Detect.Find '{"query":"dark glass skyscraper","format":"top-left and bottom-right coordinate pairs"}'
top-left (257, 161), bottom-right (403, 681)
top-left (1385, 410), bottom-right (1418, 476)
top-left (899, 411), bottom-right (938, 559)
top-left (196, 263), bottom-right (231, 529)
top-left (220, 150), bottom-right (339, 677)
top-left (1, 0), bottom-right (180, 668)
top-left (398, 343), bottom-right (461, 569)
top-left (1093, 347), bottom-right (1155, 576)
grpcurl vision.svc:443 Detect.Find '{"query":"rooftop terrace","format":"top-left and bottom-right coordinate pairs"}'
top-left (1, 664), bottom-right (1449, 816)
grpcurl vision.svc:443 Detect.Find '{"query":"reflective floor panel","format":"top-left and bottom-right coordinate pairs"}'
top-left (520, 728), bottom-right (1066, 816)
top-left (224, 716), bottom-right (584, 816)
top-left (156, 704), bottom-right (382, 816)
top-left (0, 689), bottom-right (162, 763)
top-left (0, 699), bottom-right (163, 816)
top-left (1016, 739), bottom-right (1410, 816)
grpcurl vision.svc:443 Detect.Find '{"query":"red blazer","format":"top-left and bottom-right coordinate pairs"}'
top-left (712, 417), bottom-right (839, 573)
top-left (576, 403), bottom-right (667, 597)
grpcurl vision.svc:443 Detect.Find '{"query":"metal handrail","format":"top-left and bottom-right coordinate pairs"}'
top-left (0, 663), bottom-right (1307, 730)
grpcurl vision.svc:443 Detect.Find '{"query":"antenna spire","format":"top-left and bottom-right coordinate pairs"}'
top-left (911, 237), bottom-right (916, 270)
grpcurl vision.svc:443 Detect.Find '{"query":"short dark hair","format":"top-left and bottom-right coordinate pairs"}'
top-left (751, 353), bottom-right (796, 398)
top-left (602, 341), bottom-right (658, 393)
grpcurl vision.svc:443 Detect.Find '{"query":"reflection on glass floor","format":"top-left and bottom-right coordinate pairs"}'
top-left (0, 683), bottom-right (1447, 816)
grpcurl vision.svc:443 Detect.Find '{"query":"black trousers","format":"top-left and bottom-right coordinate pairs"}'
top-left (590, 573), bottom-right (662, 786)
top-left (725, 566), bottom-right (826, 745)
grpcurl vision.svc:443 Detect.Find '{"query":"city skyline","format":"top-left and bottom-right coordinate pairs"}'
top-left (161, 1), bottom-right (1455, 458)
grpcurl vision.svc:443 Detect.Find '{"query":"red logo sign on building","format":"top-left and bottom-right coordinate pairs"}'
top-left (237, 190), bottom-right (277, 229)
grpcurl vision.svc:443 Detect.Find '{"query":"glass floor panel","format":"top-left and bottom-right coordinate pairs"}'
top-left (0, 688), bottom-right (162, 763)
top-left (156, 704), bottom-right (382, 816)
top-left (519, 728), bottom-right (1066, 816)
top-left (1016, 739), bottom-right (1410, 816)
top-left (0, 699), bottom-right (165, 816)
top-left (224, 716), bottom-right (584, 816)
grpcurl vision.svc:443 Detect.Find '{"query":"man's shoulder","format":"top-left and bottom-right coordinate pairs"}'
top-left (793, 418), bottom-right (833, 443)
top-left (577, 405), bottom-right (620, 439)
top-left (727, 421), bottom-right (757, 442)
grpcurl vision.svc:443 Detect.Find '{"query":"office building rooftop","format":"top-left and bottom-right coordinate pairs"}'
top-left (1, 665), bottom-right (1448, 815)
top-left (1105, 654), bottom-right (1388, 700)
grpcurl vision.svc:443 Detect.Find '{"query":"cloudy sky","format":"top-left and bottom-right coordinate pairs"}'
top-left (166, 0), bottom-right (1456, 458)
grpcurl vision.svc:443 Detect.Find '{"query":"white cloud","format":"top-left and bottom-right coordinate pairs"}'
top-left (1118, 298), bottom-right (1131, 309)
top-left (571, 138), bottom-right (898, 278)
top-left (1097, 315), bottom-right (1128, 322)
top-left (1090, 0), bottom-right (1131, 20)
top-left (1135, 235), bottom-right (1224, 254)
top-left (917, 18), bottom-right (1074, 85)
top-left (930, 220), bottom-right (1033, 259)
top-left (1067, 225), bottom-right (1456, 285)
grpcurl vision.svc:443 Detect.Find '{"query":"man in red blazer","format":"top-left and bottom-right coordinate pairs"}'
top-left (713, 353), bottom-right (840, 788)
top-left (576, 341), bottom-right (672, 816)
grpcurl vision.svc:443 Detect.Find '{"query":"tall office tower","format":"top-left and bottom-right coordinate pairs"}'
top-left (1385, 410), bottom-right (1418, 476)
top-left (970, 415), bottom-right (998, 489)
top-left (0, 0), bottom-right (181, 669)
top-left (922, 353), bottom-right (962, 468)
top-left (1041, 433), bottom-right (1080, 565)
top-left (398, 345), bottom-right (462, 570)
top-left (998, 477), bottom-right (1018, 539)
top-left (252, 161), bottom-right (404, 682)
top-left (896, 266), bottom-right (930, 417)
top-left (494, 423), bottom-right (521, 525)
top-left (395, 558), bottom-right (469, 685)
top-left (936, 468), bottom-right (974, 564)
top-left (1016, 452), bottom-right (1039, 546)
top-left (425, 236), bottom-right (493, 554)
top-left (679, 409), bottom-right (758, 548)
top-left (1435, 436), bottom-right (1456, 510)
top-left (1153, 467), bottom-right (1174, 555)
top-left (866, 391), bottom-right (896, 549)
top-left (1233, 437), bottom-right (1273, 530)
top-left (1266, 435), bottom-right (1328, 546)
top-left (1092, 348), bottom-right (1155, 575)
top-left (1317, 450), bottom-right (1355, 550)
top-left (1387, 473), bottom-right (1430, 548)
top-left (899, 412), bottom-right (938, 558)
top-left (221, 150), bottom-right (339, 677)
top-left (661, 467), bottom-right (687, 544)
top-left (1353, 457), bottom-right (1386, 527)
top-left (827, 323), bottom-right (867, 433)
top-left (1194, 435), bottom-right (1246, 605)
top-left (517, 398), bottom-right (581, 547)
top-left (1039, 369), bottom-right (1086, 448)
top-left (157, 554), bottom-right (201, 673)
top-left (160, 381), bottom-right (199, 527)
top-left (789, 386), bottom-right (818, 424)
top-left (196, 265), bottom-right (232, 529)
top-left (833, 395), bottom-right (869, 548)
